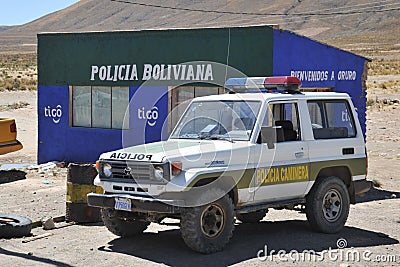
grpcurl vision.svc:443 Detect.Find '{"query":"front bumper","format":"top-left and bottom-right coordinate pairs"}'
top-left (87, 193), bottom-right (183, 214)
top-left (354, 179), bottom-right (372, 196)
top-left (0, 140), bottom-right (23, 155)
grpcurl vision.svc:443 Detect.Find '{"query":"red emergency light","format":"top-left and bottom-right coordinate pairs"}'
top-left (264, 76), bottom-right (301, 86)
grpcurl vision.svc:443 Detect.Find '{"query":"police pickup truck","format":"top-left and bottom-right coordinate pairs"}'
top-left (88, 76), bottom-right (371, 254)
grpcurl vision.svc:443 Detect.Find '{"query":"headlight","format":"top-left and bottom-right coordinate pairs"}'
top-left (154, 166), bottom-right (164, 181)
top-left (102, 163), bottom-right (112, 178)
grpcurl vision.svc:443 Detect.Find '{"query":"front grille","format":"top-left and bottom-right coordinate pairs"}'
top-left (111, 161), bottom-right (153, 180)
top-left (99, 160), bottom-right (169, 184)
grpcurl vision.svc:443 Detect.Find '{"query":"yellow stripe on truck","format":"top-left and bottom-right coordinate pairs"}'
top-left (257, 164), bottom-right (309, 185)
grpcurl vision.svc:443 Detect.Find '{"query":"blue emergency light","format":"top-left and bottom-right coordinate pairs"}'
top-left (225, 76), bottom-right (302, 93)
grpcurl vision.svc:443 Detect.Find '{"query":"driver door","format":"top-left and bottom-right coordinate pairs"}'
top-left (253, 101), bottom-right (310, 202)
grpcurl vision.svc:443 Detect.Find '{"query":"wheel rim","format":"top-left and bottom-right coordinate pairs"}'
top-left (201, 204), bottom-right (224, 238)
top-left (322, 189), bottom-right (342, 222)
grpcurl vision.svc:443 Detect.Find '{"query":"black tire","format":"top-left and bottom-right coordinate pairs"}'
top-left (0, 213), bottom-right (32, 238)
top-left (100, 208), bottom-right (149, 237)
top-left (180, 189), bottom-right (235, 254)
top-left (236, 210), bottom-right (266, 223)
top-left (306, 177), bottom-right (350, 233)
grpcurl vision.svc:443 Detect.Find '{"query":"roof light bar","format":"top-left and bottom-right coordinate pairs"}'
top-left (264, 76), bottom-right (301, 86)
top-left (225, 76), bottom-right (302, 93)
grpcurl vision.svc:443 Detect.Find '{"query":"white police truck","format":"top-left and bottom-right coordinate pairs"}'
top-left (88, 76), bottom-right (371, 254)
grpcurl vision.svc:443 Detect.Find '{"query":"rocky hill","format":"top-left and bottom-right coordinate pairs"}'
top-left (0, 0), bottom-right (399, 53)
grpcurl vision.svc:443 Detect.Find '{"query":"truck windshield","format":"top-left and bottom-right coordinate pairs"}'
top-left (170, 100), bottom-right (261, 141)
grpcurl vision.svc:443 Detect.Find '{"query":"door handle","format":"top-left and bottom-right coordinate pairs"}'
top-left (342, 147), bottom-right (354, 155)
top-left (295, 151), bottom-right (304, 158)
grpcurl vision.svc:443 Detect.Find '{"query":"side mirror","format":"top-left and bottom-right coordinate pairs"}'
top-left (260, 126), bottom-right (282, 149)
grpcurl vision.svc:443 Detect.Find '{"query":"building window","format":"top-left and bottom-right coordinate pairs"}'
top-left (169, 86), bottom-right (224, 131)
top-left (71, 86), bottom-right (129, 129)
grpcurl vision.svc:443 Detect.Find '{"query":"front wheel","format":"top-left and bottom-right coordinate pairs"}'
top-left (180, 189), bottom-right (235, 254)
top-left (306, 177), bottom-right (350, 233)
top-left (101, 208), bottom-right (150, 237)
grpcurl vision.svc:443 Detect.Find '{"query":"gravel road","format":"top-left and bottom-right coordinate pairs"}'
top-left (0, 88), bottom-right (399, 266)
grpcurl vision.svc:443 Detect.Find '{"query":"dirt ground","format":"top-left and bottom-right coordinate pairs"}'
top-left (0, 79), bottom-right (399, 266)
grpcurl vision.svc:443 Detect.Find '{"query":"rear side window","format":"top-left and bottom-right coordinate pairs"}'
top-left (307, 100), bottom-right (356, 139)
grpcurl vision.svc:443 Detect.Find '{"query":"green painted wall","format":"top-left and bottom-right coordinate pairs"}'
top-left (38, 26), bottom-right (274, 86)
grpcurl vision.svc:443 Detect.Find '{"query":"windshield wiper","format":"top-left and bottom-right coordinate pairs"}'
top-left (200, 135), bottom-right (234, 143)
top-left (178, 134), bottom-right (201, 139)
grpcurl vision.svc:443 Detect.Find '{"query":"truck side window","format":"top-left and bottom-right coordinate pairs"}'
top-left (264, 102), bottom-right (301, 142)
top-left (307, 100), bottom-right (356, 139)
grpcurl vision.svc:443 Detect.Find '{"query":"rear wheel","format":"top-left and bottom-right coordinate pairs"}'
top-left (236, 210), bottom-right (266, 223)
top-left (180, 189), bottom-right (235, 254)
top-left (306, 177), bottom-right (350, 233)
top-left (101, 208), bottom-right (149, 237)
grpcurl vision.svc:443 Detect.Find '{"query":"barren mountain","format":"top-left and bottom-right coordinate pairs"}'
top-left (0, 0), bottom-right (399, 52)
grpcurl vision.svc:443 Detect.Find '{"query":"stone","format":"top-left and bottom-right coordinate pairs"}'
top-left (43, 218), bottom-right (55, 230)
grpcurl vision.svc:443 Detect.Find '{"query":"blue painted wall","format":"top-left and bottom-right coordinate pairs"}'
top-left (273, 29), bottom-right (367, 137)
top-left (38, 86), bottom-right (69, 163)
top-left (38, 85), bottom-right (169, 163)
top-left (122, 86), bottom-right (169, 148)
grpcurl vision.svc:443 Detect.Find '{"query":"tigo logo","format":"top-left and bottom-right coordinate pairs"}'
top-left (44, 105), bottom-right (62, 124)
top-left (138, 106), bottom-right (159, 127)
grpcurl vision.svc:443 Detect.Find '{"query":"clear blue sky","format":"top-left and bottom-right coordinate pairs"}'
top-left (0, 0), bottom-right (80, 26)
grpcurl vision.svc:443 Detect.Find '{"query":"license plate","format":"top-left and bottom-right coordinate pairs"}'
top-left (114, 198), bottom-right (132, 211)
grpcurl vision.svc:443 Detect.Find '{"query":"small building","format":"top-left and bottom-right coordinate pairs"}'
top-left (37, 25), bottom-right (368, 163)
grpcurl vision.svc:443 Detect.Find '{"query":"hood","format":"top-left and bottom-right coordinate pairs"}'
top-left (99, 139), bottom-right (252, 169)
